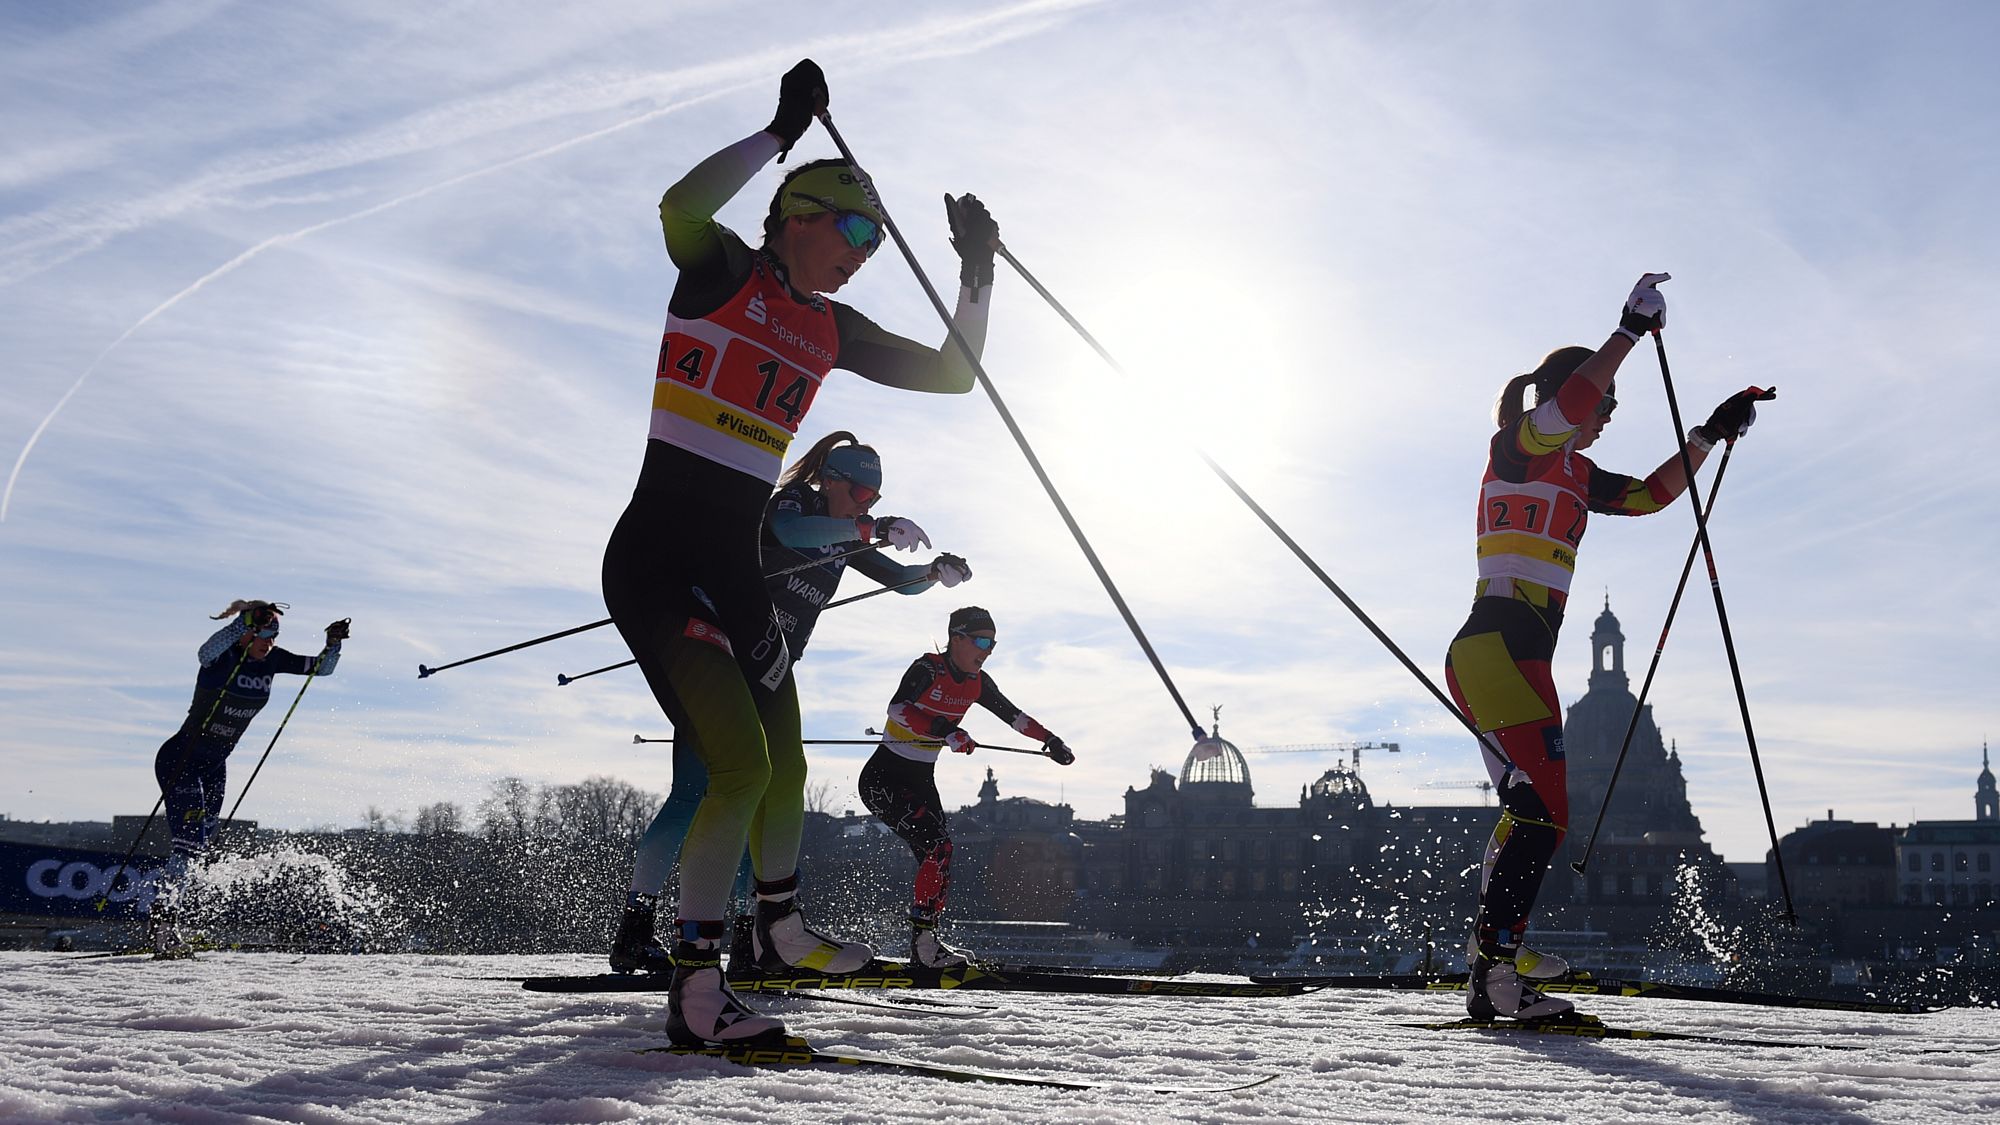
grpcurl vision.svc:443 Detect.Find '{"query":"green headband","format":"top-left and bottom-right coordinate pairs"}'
top-left (778, 164), bottom-right (881, 224)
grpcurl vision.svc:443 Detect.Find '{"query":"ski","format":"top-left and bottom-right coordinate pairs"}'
top-left (1406, 1015), bottom-right (1847, 1050)
top-left (638, 1040), bottom-right (1277, 1092)
top-left (1250, 971), bottom-right (1934, 1014)
top-left (525, 963), bottom-right (1310, 998)
top-left (772, 989), bottom-right (991, 1016)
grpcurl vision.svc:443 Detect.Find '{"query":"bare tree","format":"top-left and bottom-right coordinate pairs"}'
top-left (547, 776), bottom-right (659, 843)
top-left (478, 777), bottom-right (537, 839)
top-left (414, 802), bottom-right (463, 837)
top-left (363, 806), bottom-right (405, 833)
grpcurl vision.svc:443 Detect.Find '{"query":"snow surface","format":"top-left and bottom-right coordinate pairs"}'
top-left (2, 952), bottom-right (1996, 1124)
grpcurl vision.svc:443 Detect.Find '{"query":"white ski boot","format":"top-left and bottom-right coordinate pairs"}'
top-left (666, 940), bottom-right (789, 1048)
top-left (1467, 954), bottom-right (1575, 1021)
top-left (911, 923), bottom-right (974, 970)
top-left (748, 878), bottom-right (873, 973)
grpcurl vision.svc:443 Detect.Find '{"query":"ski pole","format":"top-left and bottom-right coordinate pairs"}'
top-left (1650, 333), bottom-right (1794, 923)
top-left (864, 728), bottom-right (1046, 756)
top-left (994, 244), bottom-right (1494, 748)
top-left (816, 108), bottom-right (1205, 747)
top-left (94, 641), bottom-right (256, 912)
top-left (215, 644), bottom-right (335, 844)
top-left (634, 731), bottom-right (1047, 756)
top-left (559, 571), bottom-right (933, 685)
top-left (424, 543), bottom-right (892, 678)
top-left (419, 618), bottom-right (610, 678)
top-left (765, 538), bottom-right (887, 578)
top-left (825, 572), bottom-right (933, 609)
top-left (1570, 442), bottom-right (1735, 877)
top-left (559, 659), bottom-right (633, 686)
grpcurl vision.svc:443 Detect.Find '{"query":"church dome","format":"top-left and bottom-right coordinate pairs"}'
top-left (1308, 764), bottom-right (1371, 811)
top-left (1181, 712), bottom-right (1253, 803)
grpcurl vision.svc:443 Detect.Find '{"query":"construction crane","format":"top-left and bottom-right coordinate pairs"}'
top-left (1241, 741), bottom-right (1401, 772)
top-left (1422, 779), bottom-right (1496, 806)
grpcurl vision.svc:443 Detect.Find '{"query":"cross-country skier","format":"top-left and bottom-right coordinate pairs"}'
top-left (610, 430), bottom-right (971, 974)
top-left (599, 58), bottom-right (1002, 1048)
top-left (150, 600), bottom-right (346, 957)
top-left (1444, 273), bottom-right (1770, 1020)
top-left (861, 606), bottom-right (1074, 968)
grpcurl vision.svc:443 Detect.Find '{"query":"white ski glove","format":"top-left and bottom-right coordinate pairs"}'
top-left (929, 553), bottom-right (971, 588)
top-left (1616, 272), bottom-right (1670, 342)
top-left (869, 516), bottom-right (931, 552)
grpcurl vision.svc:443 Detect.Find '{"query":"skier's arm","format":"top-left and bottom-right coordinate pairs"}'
top-left (1585, 443), bottom-right (1709, 517)
top-left (831, 293), bottom-right (986, 394)
top-left (658, 134), bottom-right (773, 317)
top-left (768, 487), bottom-right (873, 549)
top-left (848, 548), bottom-right (934, 593)
top-left (883, 658), bottom-right (940, 733)
top-left (198, 619), bottom-right (249, 666)
top-left (973, 675), bottom-right (1053, 742)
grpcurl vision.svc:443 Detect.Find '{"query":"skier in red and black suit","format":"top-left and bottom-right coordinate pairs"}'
top-left (1445, 273), bottom-right (1771, 1020)
top-left (861, 606), bottom-right (1074, 968)
top-left (599, 59), bottom-right (1003, 1047)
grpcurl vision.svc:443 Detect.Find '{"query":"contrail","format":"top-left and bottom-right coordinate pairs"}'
top-left (0, 82), bottom-right (747, 522)
top-left (1, 0), bottom-right (1095, 522)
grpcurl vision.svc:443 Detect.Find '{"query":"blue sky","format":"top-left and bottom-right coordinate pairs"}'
top-left (3, 1), bottom-right (1995, 863)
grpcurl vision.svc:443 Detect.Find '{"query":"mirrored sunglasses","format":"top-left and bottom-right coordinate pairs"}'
top-left (796, 193), bottom-right (883, 255)
top-left (958, 634), bottom-right (997, 651)
top-left (1596, 394), bottom-right (1617, 418)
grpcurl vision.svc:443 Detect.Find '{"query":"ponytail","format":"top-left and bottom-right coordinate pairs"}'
top-left (1494, 373), bottom-right (1540, 430)
top-left (778, 431), bottom-right (865, 490)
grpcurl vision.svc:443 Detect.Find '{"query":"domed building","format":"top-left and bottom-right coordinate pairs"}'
top-left (1559, 597), bottom-right (1727, 904)
top-left (1180, 716), bottom-right (1253, 804)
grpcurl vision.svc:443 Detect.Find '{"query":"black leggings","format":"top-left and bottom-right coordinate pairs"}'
top-left (859, 749), bottom-right (953, 923)
top-left (602, 442), bottom-right (804, 924)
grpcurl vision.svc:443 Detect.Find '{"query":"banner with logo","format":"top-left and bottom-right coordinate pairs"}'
top-left (0, 840), bottom-right (163, 918)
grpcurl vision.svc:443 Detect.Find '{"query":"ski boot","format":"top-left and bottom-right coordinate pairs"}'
top-left (665, 923), bottom-right (791, 1049)
top-left (1467, 952), bottom-right (1575, 1021)
top-left (1466, 930), bottom-right (1570, 981)
top-left (608, 892), bottom-right (675, 974)
top-left (911, 919), bottom-right (974, 969)
top-left (749, 874), bottom-right (873, 974)
top-left (148, 906), bottom-right (195, 961)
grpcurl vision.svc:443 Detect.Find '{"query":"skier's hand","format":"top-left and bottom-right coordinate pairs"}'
top-left (1616, 272), bottom-right (1670, 341)
top-left (324, 618), bottom-right (352, 644)
top-left (944, 729), bottom-right (978, 754)
top-left (945, 194), bottom-right (999, 289)
top-left (1044, 736), bottom-right (1075, 766)
top-left (1695, 386), bottom-right (1776, 445)
top-left (929, 553), bottom-right (971, 589)
top-left (767, 59), bottom-right (827, 160)
top-left (870, 516), bottom-right (931, 552)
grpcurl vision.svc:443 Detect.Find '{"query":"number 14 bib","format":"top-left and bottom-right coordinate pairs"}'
top-left (650, 256), bottom-right (840, 483)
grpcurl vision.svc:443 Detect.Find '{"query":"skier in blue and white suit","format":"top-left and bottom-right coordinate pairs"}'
top-left (148, 600), bottom-right (347, 954)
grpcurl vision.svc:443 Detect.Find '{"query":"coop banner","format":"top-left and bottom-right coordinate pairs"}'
top-left (0, 840), bottom-right (164, 918)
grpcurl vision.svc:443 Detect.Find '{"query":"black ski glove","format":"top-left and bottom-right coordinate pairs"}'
top-left (1694, 386), bottom-right (1776, 445)
top-left (325, 618), bottom-right (352, 644)
top-left (945, 194), bottom-right (999, 289)
top-left (1044, 736), bottom-right (1075, 766)
top-left (767, 59), bottom-right (826, 161)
